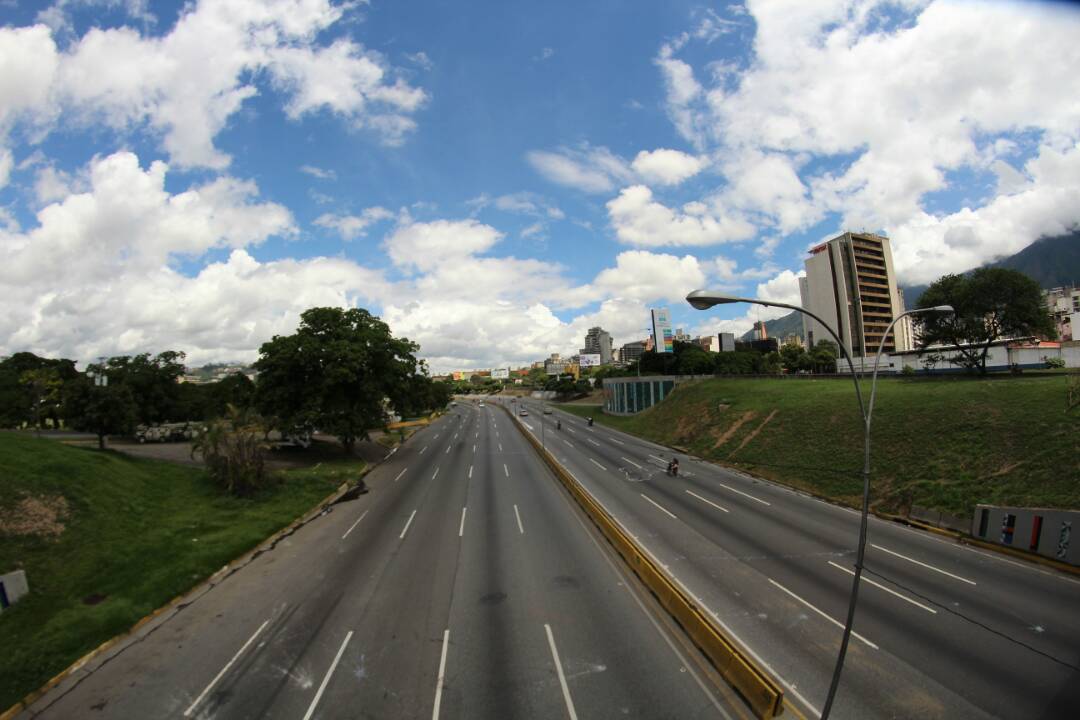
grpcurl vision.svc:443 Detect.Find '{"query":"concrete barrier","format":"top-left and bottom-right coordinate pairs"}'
top-left (0, 570), bottom-right (28, 612)
top-left (501, 404), bottom-right (784, 718)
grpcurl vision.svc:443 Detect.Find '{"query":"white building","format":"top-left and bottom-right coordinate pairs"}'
top-left (799, 232), bottom-right (912, 358)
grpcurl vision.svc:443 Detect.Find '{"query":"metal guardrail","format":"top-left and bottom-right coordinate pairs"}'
top-left (500, 403), bottom-right (784, 718)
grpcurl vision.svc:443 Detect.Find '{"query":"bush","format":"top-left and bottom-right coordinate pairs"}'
top-left (901, 365), bottom-right (916, 376)
top-left (1045, 356), bottom-right (1066, 369)
top-left (191, 406), bottom-right (270, 496)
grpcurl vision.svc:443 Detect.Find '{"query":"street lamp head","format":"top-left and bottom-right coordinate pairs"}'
top-left (686, 289), bottom-right (739, 310)
top-left (929, 304), bottom-right (954, 314)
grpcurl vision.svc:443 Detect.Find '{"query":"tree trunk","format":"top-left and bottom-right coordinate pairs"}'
top-left (98, 432), bottom-right (106, 450)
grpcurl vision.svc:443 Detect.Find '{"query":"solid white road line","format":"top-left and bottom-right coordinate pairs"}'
top-left (504, 463), bottom-right (510, 477)
top-left (394, 468), bottom-right (407, 483)
top-left (587, 438), bottom-right (600, 446)
top-left (827, 561), bottom-right (937, 614)
top-left (400, 509), bottom-right (417, 539)
top-left (302, 631), bottom-right (354, 720)
top-left (768, 578), bottom-right (878, 649)
top-left (871, 543), bottom-right (977, 585)
top-left (685, 490), bottom-right (729, 513)
top-left (620, 457), bottom-right (643, 469)
top-left (459, 507), bottom-right (467, 537)
top-left (640, 493), bottom-right (678, 519)
top-left (717, 482), bottom-right (771, 506)
top-left (341, 510), bottom-right (370, 540)
top-left (514, 504), bottom-right (525, 534)
top-left (589, 458), bottom-right (606, 471)
top-left (184, 619), bottom-right (270, 717)
top-left (432, 629), bottom-right (450, 720)
top-left (544, 624), bottom-right (579, 720)
top-left (468, 464), bottom-right (473, 478)
top-left (432, 467), bottom-right (440, 480)
top-left (420, 445), bottom-right (428, 454)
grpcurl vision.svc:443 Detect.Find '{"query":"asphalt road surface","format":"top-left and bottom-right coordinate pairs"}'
top-left (510, 398), bottom-right (1080, 720)
top-left (20, 404), bottom-right (746, 720)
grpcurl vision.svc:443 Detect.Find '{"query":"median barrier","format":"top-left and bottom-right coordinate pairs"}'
top-left (500, 403), bottom-right (784, 719)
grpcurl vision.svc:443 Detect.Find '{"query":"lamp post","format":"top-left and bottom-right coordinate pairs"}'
top-left (685, 289), bottom-right (952, 719)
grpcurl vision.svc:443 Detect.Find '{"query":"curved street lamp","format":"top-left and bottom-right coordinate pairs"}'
top-left (685, 289), bottom-right (952, 719)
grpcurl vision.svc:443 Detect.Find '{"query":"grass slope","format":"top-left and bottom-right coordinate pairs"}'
top-left (0, 433), bottom-right (358, 711)
top-left (559, 376), bottom-right (1080, 519)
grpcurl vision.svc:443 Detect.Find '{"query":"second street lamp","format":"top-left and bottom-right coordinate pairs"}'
top-left (685, 289), bottom-right (952, 719)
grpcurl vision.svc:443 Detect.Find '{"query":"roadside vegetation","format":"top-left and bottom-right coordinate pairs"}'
top-left (559, 374), bottom-right (1080, 519)
top-left (0, 432), bottom-right (359, 711)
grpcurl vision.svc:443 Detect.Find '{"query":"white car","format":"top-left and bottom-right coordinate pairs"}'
top-left (519, 408), bottom-right (528, 416)
top-left (478, 402), bottom-right (485, 408)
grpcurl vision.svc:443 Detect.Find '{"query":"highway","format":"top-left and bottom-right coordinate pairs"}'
top-left (509, 398), bottom-right (1080, 720)
top-left (20, 404), bottom-right (744, 719)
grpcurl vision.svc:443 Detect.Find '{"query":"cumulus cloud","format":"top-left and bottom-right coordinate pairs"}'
top-left (526, 145), bottom-right (634, 194)
top-left (0, 0), bottom-right (427, 169)
top-left (631, 148), bottom-right (707, 186)
top-left (314, 207), bottom-right (393, 240)
top-left (529, 144), bottom-right (706, 193)
top-left (607, 185), bottom-right (756, 247)
top-left (654, 0), bottom-right (1080, 273)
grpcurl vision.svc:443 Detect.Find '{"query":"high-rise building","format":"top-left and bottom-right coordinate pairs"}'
top-left (620, 340), bottom-right (647, 365)
top-left (799, 232), bottom-right (911, 357)
top-left (719, 332), bottom-right (736, 352)
top-left (751, 320), bottom-right (768, 341)
top-left (581, 326), bottom-right (614, 364)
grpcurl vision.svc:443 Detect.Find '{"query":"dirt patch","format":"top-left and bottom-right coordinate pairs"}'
top-left (0, 494), bottom-right (70, 537)
top-left (711, 410), bottom-right (756, 449)
top-left (984, 461), bottom-right (1024, 479)
top-left (730, 409), bottom-right (778, 456)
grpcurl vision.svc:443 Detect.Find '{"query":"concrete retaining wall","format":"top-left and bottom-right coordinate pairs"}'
top-left (0, 570), bottom-right (28, 612)
top-left (971, 505), bottom-right (1079, 566)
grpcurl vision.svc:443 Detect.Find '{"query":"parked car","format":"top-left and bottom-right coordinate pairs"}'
top-left (519, 408), bottom-right (529, 416)
top-left (543, 407), bottom-right (552, 414)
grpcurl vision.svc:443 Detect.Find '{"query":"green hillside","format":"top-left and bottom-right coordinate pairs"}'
top-left (559, 375), bottom-right (1080, 519)
top-left (0, 434), bottom-right (353, 711)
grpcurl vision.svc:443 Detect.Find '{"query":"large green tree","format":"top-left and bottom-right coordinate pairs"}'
top-left (0, 353), bottom-right (79, 427)
top-left (64, 375), bottom-right (137, 449)
top-left (916, 268), bottom-right (1055, 374)
top-left (255, 307), bottom-right (422, 454)
top-left (100, 351), bottom-right (187, 423)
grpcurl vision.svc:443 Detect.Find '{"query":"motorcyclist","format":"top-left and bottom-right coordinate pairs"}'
top-left (587, 417), bottom-right (594, 427)
top-left (556, 419), bottom-right (561, 430)
top-left (671, 457), bottom-right (679, 477)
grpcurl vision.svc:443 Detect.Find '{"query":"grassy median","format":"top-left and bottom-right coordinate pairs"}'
top-left (0, 432), bottom-right (360, 712)
top-left (558, 374), bottom-right (1080, 519)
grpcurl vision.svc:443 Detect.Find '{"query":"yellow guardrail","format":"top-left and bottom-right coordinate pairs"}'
top-left (502, 404), bottom-right (784, 719)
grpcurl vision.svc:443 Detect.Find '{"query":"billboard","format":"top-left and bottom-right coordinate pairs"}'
top-left (651, 308), bottom-right (674, 353)
top-left (451, 371), bottom-right (465, 381)
top-left (491, 368), bottom-right (510, 379)
top-left (578, 353), bottom-right (602, 368)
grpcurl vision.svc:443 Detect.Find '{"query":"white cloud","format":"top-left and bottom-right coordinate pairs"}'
top-left (314, 207), bottom-right (393, 240)
top-left (384, 218), bottom-right (504, 272)
top-left (607, 185), bottom-right (756, 247)
top-left (631, 148), bottom-right (707, 186)
top-left (0, 0), bottom-right (427, 169)
top-left (654, 0), bottom-right (1080, 272)
top-left (526, 145), bottom-right (634, 194)
top-left (300, 165), bottom-right (336, 180)
top-left (889, 140), bottom-right (1080, 284)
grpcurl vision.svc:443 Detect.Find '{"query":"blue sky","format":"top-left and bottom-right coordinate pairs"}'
top-left (1, 0), bottom-right (1078, 371)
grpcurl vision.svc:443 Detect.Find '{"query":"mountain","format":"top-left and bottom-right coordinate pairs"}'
top-left (902, 230), bottom-right (1080, 306)
top-left (738, 309), bottom-right (805, 342)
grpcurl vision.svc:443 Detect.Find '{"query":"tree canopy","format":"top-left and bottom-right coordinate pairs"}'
top-left (916, 268), bottom-right (1055, 374)
top-left (254, 307), bottom-right (427, 453)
